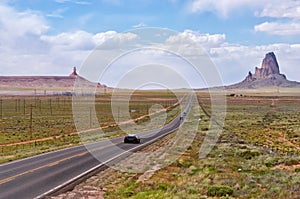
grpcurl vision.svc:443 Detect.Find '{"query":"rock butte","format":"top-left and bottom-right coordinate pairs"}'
top-left (0, 67), bottom-right (107, 89)
top-left (227, 52), bottom-right (300, 89)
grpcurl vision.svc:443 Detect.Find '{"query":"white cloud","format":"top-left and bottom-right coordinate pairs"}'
top-left (54, 0), bottom-right (71, 3)
top-left (41, 31), bottom-right (95, 50)
top-left (0, 3), bottom-right (138, 76)
top-left (259, 0), bottom-right (300, 19)
top-left (253, 1), bottom-right (300, 36)
top-left (75, 1), bottom-right (92, 5)
top-left (0, 2), bottom-right (299, 86)
top-left (53, 0), bottom-right (91, 5)
top-left (41, 30), bottom-right (138, 51)
top-left (93, 31), bottom-right (138, 49)
top-left (254, 21), bottom-right (300, 36)
top-left (132, 22), bottom-right (147, 28)
top-left (46, 7), bottom-right (68, 18)
top-left (101, 0), bottom-right (122, 6)
top-left (0, 7), bottom-right (71, 74)
top-left (39, 28), bottom-right (300, 85)
top-left (0, 5), bottom-right (49, 38)
top-left (162, 29), bottom-right (226, 61)
top-left (188, 0), bottom-right (300, 18)
top-left (189, 0), bottom-right (267, 17)
top-left (0, 3), bottom-right (49, 58)
top-left (206, 43), bottom-right (300, 84)
top-left (161, 30), bottom-right (300, 84)
top-left (188, 0), bottom-right (300, 37)
top-left (166, 30), bottom-right (226, 48)
top-left (78, 13), bottom-right (94, 25)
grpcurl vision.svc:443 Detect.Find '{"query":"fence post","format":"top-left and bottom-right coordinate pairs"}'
top-left (90, 107), bottom-right (92, 129)
top-left (0, 99), bottom-right (2, 119)
top-left (39, 99), bottom-right (42, 113)
top-left (30, 104), bottom-right (33, 138)
top-left (15, 99), bottom-right (17, 113)
top-left (50, 99), bottom-right (53, 115)
top-left (18, 99), bottom-right (20, 112)
top-left (118, 106), bottom-right (120, 124)
top-left (34, 89), bottom-right (37, 107)
top-left (23, 99), bottom-right (26, 117)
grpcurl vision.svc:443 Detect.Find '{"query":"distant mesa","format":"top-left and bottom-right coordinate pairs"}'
top-left (0, 67), bottom-right (107, 91)
top-left (227, 52), bottom-right (300, 89)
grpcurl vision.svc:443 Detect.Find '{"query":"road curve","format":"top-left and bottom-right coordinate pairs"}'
top-left (0, 96), bottom-right (193, 199)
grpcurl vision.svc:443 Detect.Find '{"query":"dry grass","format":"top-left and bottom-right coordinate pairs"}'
top-left (0, 90), bottom-right (182, 163)
top-left (60, 89), bottom-right (300, 199)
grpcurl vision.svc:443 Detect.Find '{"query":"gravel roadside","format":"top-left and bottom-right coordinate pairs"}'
top-left (49, 132), bottom-right (176, 199)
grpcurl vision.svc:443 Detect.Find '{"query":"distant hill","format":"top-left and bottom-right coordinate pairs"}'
top-left (0, 67), bottom-right (107, 90)
top-left (227, 52), bottom-right (300, 89)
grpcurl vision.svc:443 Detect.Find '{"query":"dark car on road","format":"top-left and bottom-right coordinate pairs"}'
top-left (124, 134), bottom-right (141, 144)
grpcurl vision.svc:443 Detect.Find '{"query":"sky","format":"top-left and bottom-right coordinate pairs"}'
top-left (0, 0), bottom-right (300, 87)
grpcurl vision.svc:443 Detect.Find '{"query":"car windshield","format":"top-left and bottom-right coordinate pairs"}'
top-left (127, 134), bottom-right (136, 137)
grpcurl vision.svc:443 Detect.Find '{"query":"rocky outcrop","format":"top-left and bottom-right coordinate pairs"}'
top-left (227, 52), bottom-right (300, 89)
top-left (244, 52), bottom-right (285, 82)
top-left (0, 68), bottom-right (108, 93)
top-left (261, 52), bottom-right (280, 75)
top-left (69, 67), bottom-right (78, 77)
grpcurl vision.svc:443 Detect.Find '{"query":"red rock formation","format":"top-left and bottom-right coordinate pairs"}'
top-left (69, 67), bottom-right (78, 77)
top-left (261, 52), bottom-right (280, 75)
top-left (244, 52), bottom-right (285, 82)
top-left (0, 67), bottom-right (111, 91)
top-left (245, 71), bottom-right (252, 81)
top-left (227, 52), bottom-right (300, 89)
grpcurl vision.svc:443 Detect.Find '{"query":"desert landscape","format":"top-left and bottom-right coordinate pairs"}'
top-left (0, 52), bottom-right (299, 198)
top-left (1, 1), bottom-right (300, 198)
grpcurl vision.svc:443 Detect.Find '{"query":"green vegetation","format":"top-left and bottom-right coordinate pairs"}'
top-left (100, 90), bottom-right (300, 198)
top-left (0, 90), bottom-right (184, 163)
top-left (2, 89), bottom-right (300, 198)
top-left (223, 93), bottom-right (300, 155)
top-left (207, 186), bottom-right (234, 197)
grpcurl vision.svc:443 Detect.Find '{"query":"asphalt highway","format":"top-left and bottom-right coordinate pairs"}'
top-left (0, 96), bottom-right (192, 199)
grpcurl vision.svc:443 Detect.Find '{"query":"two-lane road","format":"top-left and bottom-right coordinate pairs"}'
top-left (0, 96), bottom-right (193, 199)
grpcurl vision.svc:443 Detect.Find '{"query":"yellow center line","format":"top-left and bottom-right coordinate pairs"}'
top-left (0, 142), bottom-right (118, 185)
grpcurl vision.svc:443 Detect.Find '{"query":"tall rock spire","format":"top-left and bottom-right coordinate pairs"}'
top-left (69, 67), bottom-right (78, 77)
top-left (244, 52), bottom-right (285, 81)
top-left (227, 51), bottom-right (300, 89)
top-left (261, 52), bottom-right (280, 76)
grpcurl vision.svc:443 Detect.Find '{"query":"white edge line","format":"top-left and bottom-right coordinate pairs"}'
top-left (0, 136), bottom-right (122, 167)
top-left (36, 95), bottom-right (193, 198)
top-left (1, 95), bottom-right (191, 167)
top-left (34, 124), bottom-right (181, 199)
